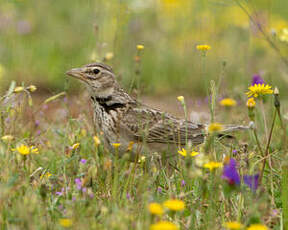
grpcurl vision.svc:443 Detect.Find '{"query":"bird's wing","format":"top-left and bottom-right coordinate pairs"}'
top-left (121, 107), bottom-right (206, 146)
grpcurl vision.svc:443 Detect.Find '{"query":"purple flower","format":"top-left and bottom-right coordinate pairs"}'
top-left (181, 180), bottom-right (186, 187)
top-left (80, 159), bottom-right (87, 164)
top-left (243, 174), bottom-right (259, 191)
top-left (82, 187), bottom-right (87, 193)
top-left (157, 187), bottom-right (162, 193)
top-left (252, 74), bottom-right (265, 86)
top-left (222, 158), bottom-right (240, 185)
top-left (35, 120), bottom-right (40, 127)
top-left (75, 178), bottom-right (82, 190)
top-left (126, 193), bottom-right (131, 200)
top-left (56, 188), bottom-right (65, 196)
top-left (272, 209), bottom-right (279, 217)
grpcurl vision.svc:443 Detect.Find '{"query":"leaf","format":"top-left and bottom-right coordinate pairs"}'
top-left (6, 81), bottom-right (16, 97)
top-left (43, 92), bottom-right (66, 104)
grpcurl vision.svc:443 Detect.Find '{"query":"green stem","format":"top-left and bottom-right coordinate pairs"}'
top-left (276, 108), bottom-right (287, 152)
top-left (274, 98), bottom-right (288, 229)
top-left (282, 164), bottom-right (288, 230)
top-left (260, 99), bottom-right (268, 142)
top-left (209, 81), bottom-right (216, 124)
top-left (259, 109), bottom-right (277, 185)
top-left (253, 129), bottom-right (264, 157)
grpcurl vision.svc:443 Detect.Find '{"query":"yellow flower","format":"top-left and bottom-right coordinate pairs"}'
top-left (137, 44), bottom-right (144, 50)
top-left (178, 148), bottom-right (187, 157)
top-left (30, 146), bottom-right (39, 154)
top-left (246, 224), bottom-right (268, 230)
top-left (159, 0), bottom-right (189, 13)
top-left (138, 155), bottom-right (146, 163)
top-left (40, 172), bottom-right (52, 179)
top-left (112, 143), bottom-right (121, 148)
top-left (163, 199), bottom-right (185, 211)
top-left (196, 44), bottom-right (211, 51)
top-left (93, 136), bottom-right (101, 147)
top-left (203, 161), bottom-right (223, 171)
top-left (1, 135), bottom-right (14, 142)
top-left (148, 203), bottom-right (164, 216)
top-left (223, 221), bottom-right (243, 229)
top-left (220, 98), bottom-right (237, 107)
top-left (178, 148), bottom-right (199, 157)
top-left (15, 144), bottom-right (30, 155)
top-left (104, 52), bottom-right (114, 61)
top-left (246, 84), bottom-right (273, 98)
top-left (246, 98), bottom-right (256, 108)
top-left (208, 123), bottom-right (223, 133)
top-left (177, 96), bottom-right (184, 103)
top-left (190, 151), bottom-right (199, 157)
top-left (27, 85), bottom-right (37, 92)
top-left (72, 143), bottom-right (80, 150)
top-left (59, 218), bottom-right (73, 228)
top-left (280, 28), bottom-right (288, 43)
top-left (14, 86), bottom-right (24, 93)
top-left (150, 221), bottom-right (179, 230)
top-left (127, 141), bottom-right (134, 151)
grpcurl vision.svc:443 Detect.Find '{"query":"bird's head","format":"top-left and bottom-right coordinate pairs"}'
top-left (66, 63), bottom-right (116, 98)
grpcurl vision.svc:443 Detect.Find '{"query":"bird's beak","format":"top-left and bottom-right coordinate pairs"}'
top-left (65, 68), bottom-right (84, 81)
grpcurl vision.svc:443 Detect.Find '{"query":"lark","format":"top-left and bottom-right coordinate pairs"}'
top-left (66, 63), bottom-right (247, 156)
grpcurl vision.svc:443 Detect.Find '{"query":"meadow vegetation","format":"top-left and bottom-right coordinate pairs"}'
top-left (0, 0), bottom-right (288, 229)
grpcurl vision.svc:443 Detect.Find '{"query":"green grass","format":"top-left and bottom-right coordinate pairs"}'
top-left (0, 81), bottom-right (285, 229)
top-left (0, 0), bottom-right (288, 229)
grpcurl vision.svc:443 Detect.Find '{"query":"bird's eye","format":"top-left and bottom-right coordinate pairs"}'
top-left (93, 68), bottom-right (100, 74)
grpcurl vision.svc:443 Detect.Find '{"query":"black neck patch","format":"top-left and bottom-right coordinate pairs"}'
top-left (91, 96), bottom-right (125, 113)
top-left (91, 96), bottom-right (112, 103)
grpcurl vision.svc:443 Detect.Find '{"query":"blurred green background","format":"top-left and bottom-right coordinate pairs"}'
top-left (0, 0), bottom-right (288, 96)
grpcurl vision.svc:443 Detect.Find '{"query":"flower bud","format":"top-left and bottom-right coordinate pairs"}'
top-left (246, 98), bottom-right (256, 108)
top-left (177, 96), bottom-right (185, 104)
top-left (28, 85), bottom-right (37, 92)
top-left (104, 52), bottom-right (114, 61)
top-left (14, 86), bottom-right (24, 93)
top-left (136, 44), bottom-right (144, 50)
top-left (274, 87), bottom-right (280, 108)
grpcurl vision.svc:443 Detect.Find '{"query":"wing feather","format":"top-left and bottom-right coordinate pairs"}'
top-left (122, 107), bottom-right (205, 145)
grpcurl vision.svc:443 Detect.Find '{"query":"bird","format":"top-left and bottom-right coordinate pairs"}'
top-left (66, 62), bottom-right (247, 158)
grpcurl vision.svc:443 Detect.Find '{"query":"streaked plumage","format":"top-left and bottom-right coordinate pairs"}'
top-left (66, 63), bottom-right (247, 156)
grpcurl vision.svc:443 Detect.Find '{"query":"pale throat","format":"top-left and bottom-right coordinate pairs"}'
top-left (87, 85), bottom-right (114, 99)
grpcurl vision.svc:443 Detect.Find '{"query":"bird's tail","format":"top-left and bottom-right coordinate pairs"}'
top-left (221, 125), bottom-right (250, 132)
top-left (218, 124), bottom-right (250, 140)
